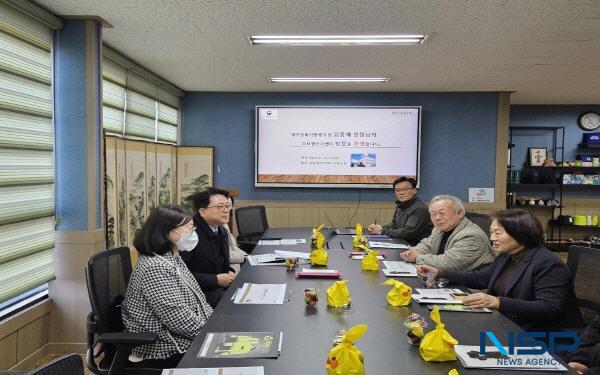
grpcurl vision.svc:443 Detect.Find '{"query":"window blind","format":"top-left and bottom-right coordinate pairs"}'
top-left (0, 2), bottom-right (54, 304)
top-left (101, 49), bottom-right (181, 144)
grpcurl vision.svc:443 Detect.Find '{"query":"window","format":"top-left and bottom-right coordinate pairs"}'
top-left (0, 3), bottom-right (55, 308)
top-left (102, 47), bottom-right (181, 144)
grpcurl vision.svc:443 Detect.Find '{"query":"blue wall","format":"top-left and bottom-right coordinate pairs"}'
top-left (510, 105), bottom-right (600, 163)
top-left (182, 92), bottom-right (500, 201)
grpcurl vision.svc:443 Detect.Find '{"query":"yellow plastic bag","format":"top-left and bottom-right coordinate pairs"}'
top-left (326, 324), bottom-right (368, 375)
top-left (359, 246), bottom-right (380, 271)
top-left (326, 280), bottom-right (352, 308)
top-left (352, 223), bottom-right (367, 248)
top-left (448, 370), bottom-right (459, 375)
top-left (309, 247), bottom-right (328, 266)
top-left (312, 224), bottom-right (325, 249)
top-left (382, 279), bottom-right (412, 306)
top-left (419, 306), bottom-right (458, 362)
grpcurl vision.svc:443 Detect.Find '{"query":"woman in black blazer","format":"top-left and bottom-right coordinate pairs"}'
top-left (417, 209), bottom-right (583, 332)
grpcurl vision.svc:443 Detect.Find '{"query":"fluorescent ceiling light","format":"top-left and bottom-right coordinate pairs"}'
top-left (269, 77), bottom-right (389, 83)
top-left (250, 35), bottom-right (427, 45)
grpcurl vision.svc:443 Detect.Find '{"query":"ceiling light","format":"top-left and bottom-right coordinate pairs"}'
top-left (269, 77), bottom-right (390, 83)
top-left (250, 35), bottom-right (427, 46)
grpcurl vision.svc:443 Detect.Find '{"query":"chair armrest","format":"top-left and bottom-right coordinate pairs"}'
top-left (98, 332), bottom-right (157, 345)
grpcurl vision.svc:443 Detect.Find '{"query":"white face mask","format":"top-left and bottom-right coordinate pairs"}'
top-left (174, 230), bottom-right (198, 252)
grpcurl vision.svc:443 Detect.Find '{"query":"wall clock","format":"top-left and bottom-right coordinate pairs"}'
top-left (578, 111), bottom-right (600, 131)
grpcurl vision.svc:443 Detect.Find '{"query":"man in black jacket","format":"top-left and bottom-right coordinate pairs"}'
top-left (181, 187), bottom-right (236, 308)
top-left (368, 176), bottom-right (432, 245)
top-left (569, 314), bottom-right (600, 375)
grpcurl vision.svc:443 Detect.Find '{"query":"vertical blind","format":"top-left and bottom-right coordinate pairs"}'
top-left (102, 52), bottom-right (180, 144)
top-left (0, 2), bottom-right (55, 304)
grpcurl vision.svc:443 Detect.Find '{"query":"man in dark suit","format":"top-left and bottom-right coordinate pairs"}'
top-left (181, 187), bottom-right (236, 308)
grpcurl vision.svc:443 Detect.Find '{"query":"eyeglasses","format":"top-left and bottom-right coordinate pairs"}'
top-left (206, 204), bottom-right (233, 211)
top-left (394, 187), bottom-right (414, 193)
top-left (174, 226), bottom-right (196, 235)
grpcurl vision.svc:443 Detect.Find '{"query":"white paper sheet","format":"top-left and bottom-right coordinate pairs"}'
top-left (455, 345), bottom-right (567, 371)
top-left (274, 250), bottom-right (311, 259)
top-left (247, 254), bottom-right (284, 266)
top-left (257, 240), bottom-right (281, 245)
top-left (412, 288), bottom-right (464, 304)
top-left (234, 283), bottom-right (287, 304)
top-left (351, 254), bottom-right (385, 260)
top-left (280, 238), bottom-right (307, 245)
top-left (368, 241), bottom-right (408, 249)
top-left (162, 367), bottom-right (265, 375)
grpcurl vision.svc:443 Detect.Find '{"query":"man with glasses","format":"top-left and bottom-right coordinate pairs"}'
top-left (368, 176), bottom-right (432, 245)
top-left (181, 187), bottom-right (236, 308)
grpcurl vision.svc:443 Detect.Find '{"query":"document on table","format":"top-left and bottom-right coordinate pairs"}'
top-left (368, 241), bottom-right (408, 249)
top-left (162, 367), bottom-right (264, 375)
top-left (234, 283), bottom-right (287, 304)
top-left (274, 250), bottom-right (311, 259)
top-left (258, 238), bottom-right (307, 245)
top-left (381, 261), bottom-right (417, 276)
top-left (247, 254), bottom-right (284, 266)
top-left (455, 345), bottom-right (567, 371)
top-left (351, 254), bottom-right (385, 260)
top-left (412, 288), bottom-right (464, 304)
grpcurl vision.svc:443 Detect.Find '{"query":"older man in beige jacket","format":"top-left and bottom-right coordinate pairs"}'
top-left (400, 195), bottom-right (494, 271)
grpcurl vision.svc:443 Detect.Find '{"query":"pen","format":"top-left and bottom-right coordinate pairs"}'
top-left (326, 241), bottom-right (330, 249)
top-left (339, 241), bottom-right (345, 249)
top-left (278, 331), bottom-right (283, 355)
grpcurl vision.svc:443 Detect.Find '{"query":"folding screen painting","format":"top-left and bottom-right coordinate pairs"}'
top-left (125, 141), bottom-right (146, 249)
top-left (157, 144), bottom-right (174, 205)
top-left (146, 143), bottom-right (157, 215)
top-left (176, 146), bottom-right (214, 212)
top-left (104, 137), bottom-right (117, 248)
top-left (104, 136), bottom-right (212, 250)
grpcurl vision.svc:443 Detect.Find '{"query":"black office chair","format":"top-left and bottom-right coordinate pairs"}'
top-left (0, 354), bottom-right (84, 375)
top-left (465, 211), bottom-right (492, 235)
top-left (85, 247), bottom-right (160, 375)
top-left (235, 205), bottom-right (269, 253)
top-left (567, 245), bottom-right (600, 324)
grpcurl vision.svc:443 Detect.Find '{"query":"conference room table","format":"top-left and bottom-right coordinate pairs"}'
top-left (179, 228), bottom-right (575, 374)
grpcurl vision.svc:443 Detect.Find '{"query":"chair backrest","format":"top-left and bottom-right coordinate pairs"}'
top-left (29, 354), bottom-right (84, 375)
top-left (567, 245), bottom-right (600, 323)
top-left (235, 205), bottom-right (269, 241)
top-left (465, 211), bottom-right (492, 235)
top-left (85, 247), bottom-right (132, 374)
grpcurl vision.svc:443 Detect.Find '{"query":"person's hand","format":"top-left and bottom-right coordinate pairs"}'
top-left (368, 224), bottom-right (382, 234)
top-left (463, 292), bottom-right (500, 309)
top-left (399, 248), bottom-right (417, 263)
top-left (568, 362), bottom-right (588, 374)
top-left (217, 272), bottom-right (235, 287)
top-left (416, 264), bottom-right (439, 277)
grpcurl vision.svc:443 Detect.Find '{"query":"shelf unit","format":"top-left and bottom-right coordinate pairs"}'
top-left (507, 126), bottom-right (600, 250)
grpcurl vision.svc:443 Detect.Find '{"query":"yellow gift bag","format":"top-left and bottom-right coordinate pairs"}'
top-left (382, 279), bottom-right (412, 306)
top-left (309, 247), bottom-right (328, 266)
top-left (352, 224), bottom-right (368, 248)
top-left (326, 280), bottom-right (352, 308)
top-left (312, 224), bottom-right (325, 250)
top-left (359, 246), bottom-right (380, 271)
top-left (419, 306), bottom-right (458, 362)
top-left (326, 324), bottom-right (368, 375)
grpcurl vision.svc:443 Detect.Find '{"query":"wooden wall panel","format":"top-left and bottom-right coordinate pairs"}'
top-left (16, 315), bottom-right (49, 361)
top-left (0, 332), bottom-right (17, 369)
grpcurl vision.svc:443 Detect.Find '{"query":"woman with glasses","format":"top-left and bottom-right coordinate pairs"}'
top-left (181, 187), bottom-right (236, 308)
top-left (122, 204), bottom-right (213, 369)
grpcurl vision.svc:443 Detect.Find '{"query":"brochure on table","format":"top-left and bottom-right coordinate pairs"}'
top-left (198, 332), bottom-right (282, 359)
top-left (234, 283), bottom-right (287, 304)
top-left (162, 367), bottom-right (264, 375)
top-left (455, 345), bottom-right (567, 371)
